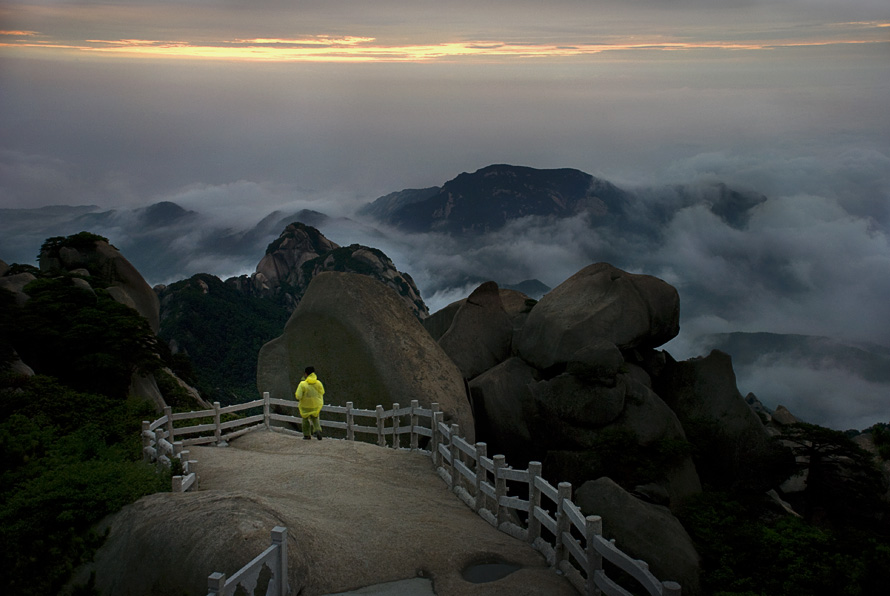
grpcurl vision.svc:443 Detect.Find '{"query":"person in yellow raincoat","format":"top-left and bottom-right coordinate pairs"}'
top-left (295, 366), bottom-right (325, 440)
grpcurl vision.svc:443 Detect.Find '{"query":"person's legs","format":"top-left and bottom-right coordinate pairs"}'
top-left (301, 416), bottom-right (312, 439)
top-left (311, 415), bottom-right (323, 439)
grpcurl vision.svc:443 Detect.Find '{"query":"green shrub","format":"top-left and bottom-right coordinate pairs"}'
top-left (0, 375), bottom-right (167, 596)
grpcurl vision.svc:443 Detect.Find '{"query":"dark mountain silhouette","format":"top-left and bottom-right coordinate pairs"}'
top-left (360, 164), bottom-right (632, 234)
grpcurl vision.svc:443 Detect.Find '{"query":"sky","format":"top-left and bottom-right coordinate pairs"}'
top-left (1, 1), bottom-right (889, 429)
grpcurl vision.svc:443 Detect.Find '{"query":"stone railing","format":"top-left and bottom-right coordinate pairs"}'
top-left (143, 393), bottom-right (681, 596)
top-left (206, 526), bottom-right (288, 596)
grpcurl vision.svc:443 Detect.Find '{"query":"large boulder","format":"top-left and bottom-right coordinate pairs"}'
top-left (540, 374), bottom-right (701, 506)
top-left (438, 281), bottom-right (513, 380)
top-left (424, 286), bottom-right (535, 343)
top-left (0, 271), bottom-right (37, 306)
top-left (39, 237), bottom-right (160, 332)
top-left (257, 272), bottom-right (473, 439)
top-left (469, 357), bottom-right (541, 464)
top-left (516, 262), bottom-right (679, 369)
top-left (653, 350), bottom-right (775, 490)
top-left (575, 477), bottom-right (701, 596)
top-left (79, 491), bottom-right (298, 596)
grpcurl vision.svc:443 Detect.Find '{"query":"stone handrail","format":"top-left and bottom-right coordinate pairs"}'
top-left (142, 393), bottom-right (681, 596)
top-left (206, 526), bottom-right (288, 596)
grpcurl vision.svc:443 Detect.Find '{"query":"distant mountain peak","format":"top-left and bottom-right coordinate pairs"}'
top-left (138, 201), bottom-right (197, 228)
top-left (361, 163), bottom-right (631, 234)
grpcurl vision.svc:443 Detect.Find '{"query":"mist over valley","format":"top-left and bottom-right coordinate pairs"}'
top-left (3, 164), bottom-right (887, 431)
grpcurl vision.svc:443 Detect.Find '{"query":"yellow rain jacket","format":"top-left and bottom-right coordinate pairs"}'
top-left (295, 373), bottom-right (325, 418)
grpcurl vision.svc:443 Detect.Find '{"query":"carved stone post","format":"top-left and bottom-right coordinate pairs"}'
top-left (376, 405), bottom-right (385, 447)
top-left (392, 403), bottom-right (400, 449)
top-left (141, 420), bottom-right (151, 462)
top-left (163, 405), bottom-right (174, 444)
top-left (475, 442), bottom-right (487, 513)
top-left (586, 514), bottom-right (603, 595)
top-left (554, 482), bottom-right (572, 565)
top-left (449, 424), bottom-right (460, 489)
top-left (207, 572), bottom-right (226, 596)
top-left (213, 401), bottom-right (222, 445)
top-left (528, 461), bottom-right (543, 543)
top-left (271, 526), bottom-right (288, 596)
top-left (346, 402), bottom-right (354, 441)
top-left (494, 454), bottom-right (507, 526)
top-left (410, 400), bottom-right (420, 450)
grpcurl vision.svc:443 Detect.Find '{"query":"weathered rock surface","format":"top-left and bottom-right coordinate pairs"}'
top-left (575, 477), bottom-right (702, 596)
top-left (257, 272), bottom-right (473, 440)
top-left (228, 222), bottom-right (427, 318)
top-left (424, 287), bottom-right (535, 343)
top-left (516, 262), bottom-right (679, 369)
top-left (451, 271), bottom-right (699, 508)
top-left (0, 271), bottom-right (37, 306)
top-left (469, 357), bottom-right (540, 464)
top-left (80, 431), bottom-right (578, 596)
top-left (653, 350), bottom-right (773, 489)
top-left (438, 282), bottom-right (513, 380)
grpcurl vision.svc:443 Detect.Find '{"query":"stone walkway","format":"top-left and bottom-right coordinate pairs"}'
top-left (192, 430), bottom-right (578, 596)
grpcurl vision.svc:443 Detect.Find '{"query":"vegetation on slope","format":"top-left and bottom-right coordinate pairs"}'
top-left (157, 273), bottom-right (290, 406)
top-left (678, 422), bottom-right (890, 596)
top-left (1, 276), bottom-right (175, 594)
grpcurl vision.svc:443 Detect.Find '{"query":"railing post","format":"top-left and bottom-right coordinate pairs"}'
top-left (528, 461), bottom-right (543, 543)
top-left (449, 423), bottom-right (460, 490)
top-left (376, 405), bottom-right (385, 447)
top-left (662, 581), bottom-right (682, 596)
top-left (586, 515), bottom-right (603, 595)
top-left (346, 402), bottom-right (354, 441)
top-left (271, 526), bottom-right (288, 596)
top-left (475, 442), bottom-right (487, 513)
top-left (554, 482), bottom-right (572, 565)
top-left (431, 408), bottom-right (443, 467)
top-left (163, 405), bottom-right (174, 443)
top-left (213, 401), bottom-right (222, 445)
top-left (410, 400), bottom-right (419, 450)
top-left (392, 402), bottom-right (400, 449)
top-left (263, 391), bottom-right (271, 430)
top-left (494, 454), bottom-right (507, 526)
top-left (172, 475), bottom-right (184, 492)
top-left (154, 428), bottom-right (166, 463)
top-left (141, 420), bottom-right (151, 462)
top-left (207, 571), bottom-right (226, 596)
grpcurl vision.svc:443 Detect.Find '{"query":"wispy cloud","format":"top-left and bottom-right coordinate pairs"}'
top-left (3, 23), bottom-right (888, 62)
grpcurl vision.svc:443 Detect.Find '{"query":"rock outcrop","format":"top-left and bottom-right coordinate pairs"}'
top-left (575, 477), bottom-right (702, 596)
top-left (437, 281), bottom-right (513, 380)
top-left (3, 233), bottom-right (205, 411)
top-left (516, 262), bottom-right (679, 369)
top-left (257, 272), bottom-right (474, 440)
top-left (460, 265), bottom-right (699, 508)
top-left (39, 235), bottom-right (161, 332)
top-left (653, 350), bottom-right (775, 490)
top-left (227, 222), bottom-right (427, 318)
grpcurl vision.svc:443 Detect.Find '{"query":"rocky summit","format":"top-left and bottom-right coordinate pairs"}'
top-left (226, 221), bottom-right (427, 318)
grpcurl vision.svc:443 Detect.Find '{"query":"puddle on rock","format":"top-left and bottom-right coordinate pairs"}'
top-left (461, 560), bottom-right (522, 584)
